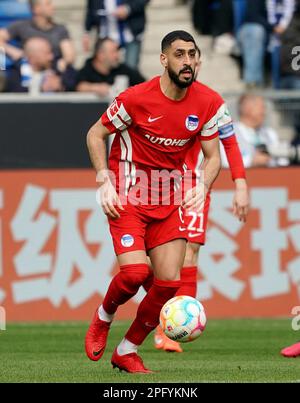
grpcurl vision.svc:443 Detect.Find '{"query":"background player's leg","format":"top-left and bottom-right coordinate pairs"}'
top-left (178, 242), bottom-right (201, 298)
top-left (153, 241), bottom-right (200, 352)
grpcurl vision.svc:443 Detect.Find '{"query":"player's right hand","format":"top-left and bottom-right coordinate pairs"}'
top-left (182, 185), bottom-right (206, 213)
top-left (99, 179), bottom-right (124, 219)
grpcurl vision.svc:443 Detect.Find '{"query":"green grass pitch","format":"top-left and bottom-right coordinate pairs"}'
top-left (0, 319), bottom-right (299, 383)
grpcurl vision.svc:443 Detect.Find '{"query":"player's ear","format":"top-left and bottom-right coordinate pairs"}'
top-left (160, 53), bottom-right (168, 69)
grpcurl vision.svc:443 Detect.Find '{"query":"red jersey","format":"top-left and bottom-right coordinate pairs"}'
top-left (101, 76), bottom-right (224, 203)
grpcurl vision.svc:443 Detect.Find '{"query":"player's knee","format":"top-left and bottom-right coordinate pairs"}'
top-left (154, 272), bottom-right (180, 282)
top-left (119, 265), bottom-right (150, 290)
top-left (184, 242), bottom-right (201, 267)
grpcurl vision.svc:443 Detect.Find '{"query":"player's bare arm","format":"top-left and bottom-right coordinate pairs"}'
top-left (86, 118), bottom-right (123, 219)
top-left (183, 136), bottom-right (221, 212)
top-left (233, 178), bottom-right (249, 223)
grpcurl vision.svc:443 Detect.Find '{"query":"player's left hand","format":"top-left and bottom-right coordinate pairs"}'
top-left (233, 181), bottom-right (250, 223)
top-left (182, 185), bottom-right (206, 213)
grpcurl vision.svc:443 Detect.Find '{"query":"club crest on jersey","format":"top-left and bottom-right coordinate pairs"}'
top-left (121, 234), bottom-right (134, 248)
top-left (185, 115), bottom-right (199, 131)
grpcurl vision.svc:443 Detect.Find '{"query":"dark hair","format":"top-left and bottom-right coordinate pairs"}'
top-left (94, 37), bottom-right (115, 56)
top-left (161, 30), bottom-right (196, 52)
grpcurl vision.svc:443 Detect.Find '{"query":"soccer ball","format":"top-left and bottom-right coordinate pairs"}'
top-left (159, 296), bottom-right (206, 343)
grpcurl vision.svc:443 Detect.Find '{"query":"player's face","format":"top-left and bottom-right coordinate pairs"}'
top-left (164, 40), bottom-right (197, 89)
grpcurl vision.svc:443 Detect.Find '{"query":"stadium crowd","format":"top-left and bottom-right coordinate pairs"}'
top-left (0, 0), bottom-right (299, 166)
top-left (192, 0), bottom-right (300, 89)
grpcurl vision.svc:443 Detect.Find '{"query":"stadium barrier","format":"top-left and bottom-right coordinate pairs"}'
top-left (0, 94), bottom-right (107, 168)
top-left (0, 167), bottom-right (299, 321)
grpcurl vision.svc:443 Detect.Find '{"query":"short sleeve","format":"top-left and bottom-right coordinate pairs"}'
top-left (217, 103), bottom-right (235, 140)
top-left (199, 93), bottom-right (225, 141)
top-left (101, 88), bottom-right (134, 134)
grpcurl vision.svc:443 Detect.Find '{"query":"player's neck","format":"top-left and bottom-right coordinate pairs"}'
top-left (160, 74), bottom-right (188, 101)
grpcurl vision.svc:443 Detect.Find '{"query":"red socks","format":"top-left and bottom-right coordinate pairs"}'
top-left (176, 266), bottom-right (198, 298)
top-left (102, 264), bottom-right (150, 315)
top-left (125, 278), bottom-right (181, 345)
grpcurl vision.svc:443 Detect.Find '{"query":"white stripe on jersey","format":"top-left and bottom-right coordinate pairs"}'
top-left (120, 134), bottom-right (127, 161)
top-left (120, 129), bottom-right (136, 195)
top-left (131, 162), bottom-right (137, 186)
top-left (201, 103), bottom-right (233, 137)
top-left (120, 130), bottom-right (133, 162)
top-left (124, 161), bottom-right (131, 196)
top-left (118, 103), bottom-right (132, 126)
top-left (107, 102), bottom-right (132, 131)
top-left (195, 150), bottom-right (204, 179)
top-left (201, 124), bottom-right (218, 137)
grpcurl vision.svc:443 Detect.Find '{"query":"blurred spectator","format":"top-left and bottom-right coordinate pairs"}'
top-left (237, 0), bottom-right (271, 88)
top-left (192, 0), bottom-right (215, 35)
top-left (76, 37), bottom-right (145, 98)
top-left (225, 94), bottom-right (288, 167)
top-left (4, 37), bottom-right (77, 93)
top-left (0, 0), bottom-right (75, 69)
top-left (267, 0), bottom-right (295, 36)
top-left (280, 0), bottom-right (300, 89)
top-left (192, 0), bottom-right (233, 36)
top-left (83, 0), bottom-right (149, 69)
top-left (213, 0), bottom-right (236, 55)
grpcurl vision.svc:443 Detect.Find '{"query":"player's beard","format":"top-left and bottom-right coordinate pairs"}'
top-left (168, 65), bottom-right (195, 89)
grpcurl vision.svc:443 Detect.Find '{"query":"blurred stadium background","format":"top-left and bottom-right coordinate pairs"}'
top-left (0, 0), bottom-right (299, 383)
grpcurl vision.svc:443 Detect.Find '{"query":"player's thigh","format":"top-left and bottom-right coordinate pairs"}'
top-left (108, 204), bottom-right (147, 257)
top-left (118, 250), bottom-right (148, 266)
top-left (148, 239), bottom-right (186, 281)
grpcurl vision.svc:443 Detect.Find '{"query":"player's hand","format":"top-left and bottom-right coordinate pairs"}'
top-left (182, 185), bottom-right (206, 213)
top-left (233, 179), bottom-right (249, 223)
top-left (99, 177), bottom-right (124, 219)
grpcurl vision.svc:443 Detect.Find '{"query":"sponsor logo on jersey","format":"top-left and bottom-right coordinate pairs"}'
top-left (185, 115), bottom-right (199, 131)
top-left (121, 234), bottom-right (134, 247)
top-left (145, 134), bottom-right (190, 147)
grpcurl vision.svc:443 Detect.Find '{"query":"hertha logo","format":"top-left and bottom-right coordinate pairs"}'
top-left (186, 115), bottom-right (199, 131)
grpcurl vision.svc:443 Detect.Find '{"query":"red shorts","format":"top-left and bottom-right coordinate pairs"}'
top-left (108, 203), bottom-right (188, 255)
top-left (183, 191), bottom-right (211, 245)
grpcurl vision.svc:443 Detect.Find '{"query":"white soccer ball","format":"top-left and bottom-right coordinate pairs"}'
top-left (159, 296), bottom-right (207, 343)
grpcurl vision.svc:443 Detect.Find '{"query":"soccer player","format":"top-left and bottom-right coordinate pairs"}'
top-left (144, 48), bottom-right (250, 353)
top-left (85, 30), bottom-right (226, 374)
top-left (281, 341), bottom-right (300, 357)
